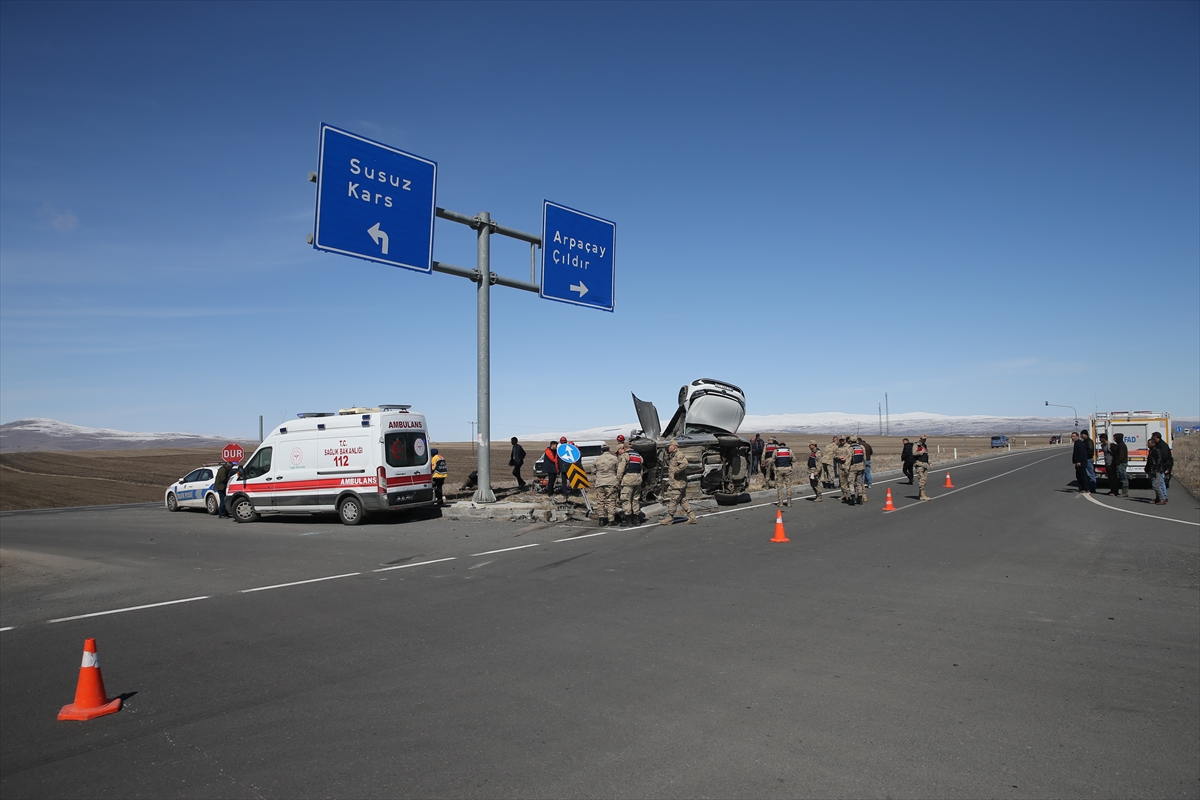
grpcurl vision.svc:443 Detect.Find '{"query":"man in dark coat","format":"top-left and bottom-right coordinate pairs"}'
top-left (1146, 432), bottom-right (1172, 505)
top-left (1109, 432), bottom-right (1129, 496)
top-left (900, 438), bottom-right (914, 485)
top-left (509, 437), bottom-right (527, 489)
top-left (1071, 432), bottom-right (1089, 492)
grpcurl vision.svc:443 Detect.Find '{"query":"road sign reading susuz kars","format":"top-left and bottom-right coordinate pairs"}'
top-left (313, 124), bottom-right (437, 274)
top-left (222, 443), bottom-right (245, 463)
top-left (541, 201), bottom-right (615, 312)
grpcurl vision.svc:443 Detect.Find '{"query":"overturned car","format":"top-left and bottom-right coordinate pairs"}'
top-left (628, 378), bottom-right (752, 506)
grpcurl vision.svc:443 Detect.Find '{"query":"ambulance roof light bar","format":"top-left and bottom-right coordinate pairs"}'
top-left (379, 405), bottom-right (411, 412)
top-left (297, 412), bottom-right (335, 418)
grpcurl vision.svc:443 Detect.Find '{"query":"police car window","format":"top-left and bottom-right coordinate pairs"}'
top-left (242, 447), bottom-right (272, 479)
top-left (183, 469), bottom-right (203, 483)
top-left (198, 469), bottom-right (213, 481)
top-left (385, 432), bottom-right (428, 468)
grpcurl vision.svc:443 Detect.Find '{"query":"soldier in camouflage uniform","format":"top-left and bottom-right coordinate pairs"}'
top-left (914, 434), bottom-right (932, 501)
top-left (819, 436), bottom-right (836, 487)
top-left (807, 441), bottom-right (823, 502)
top-left (615, 438), bottom-right (645, 527)
top-left (834, 436), bottom-right (851, 500)
top-left (590, 443), bottom-right (620, 526)
top-left (772, 442), bottom-right (796, 507)
top-left (761, 437), bottom-right (778, 489)
top-left (846, 437), bottom-right (867, 505)
top-left (659, 441), bottom-right (698, 525)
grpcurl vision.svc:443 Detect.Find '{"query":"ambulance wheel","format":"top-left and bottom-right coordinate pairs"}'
top-left (166, 493), bottom-right (179, 512)
top-left (231, 496), bottom-right (258, 523)
top-left (205, 494), bottom-right (219, 515)
top-left (338, 496), bottom-right (365, 526)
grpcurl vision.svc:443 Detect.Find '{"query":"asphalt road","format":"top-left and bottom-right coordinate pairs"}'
top-left (2, 448), bottom-right (1197, 799)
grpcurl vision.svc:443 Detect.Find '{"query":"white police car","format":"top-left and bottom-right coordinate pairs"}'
top-left (165, 465), bottom-right (224, 514)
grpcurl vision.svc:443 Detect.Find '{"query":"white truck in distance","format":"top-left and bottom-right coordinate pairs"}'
top-left (1090, 411), bottom-right (1171, 486)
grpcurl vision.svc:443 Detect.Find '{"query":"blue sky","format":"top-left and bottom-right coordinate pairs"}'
top-left (2, 1), bottom-right (1197, 442)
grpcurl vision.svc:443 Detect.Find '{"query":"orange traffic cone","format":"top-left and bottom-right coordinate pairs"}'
top-left (882, 487), bottom-right (895, 511)
top-left (58, 638), bottom-right (121, 721)
top-left (944, 472), bottom-right (954, 488)
top-left (771, 509), bottom-right (789, 543)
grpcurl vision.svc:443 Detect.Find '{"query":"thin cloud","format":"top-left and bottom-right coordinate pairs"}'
top-left (38, 203), bottom-right (79, 232)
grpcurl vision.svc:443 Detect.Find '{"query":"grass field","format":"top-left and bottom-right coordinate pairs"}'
top-left (0, 435), bottom-right (1064, 511)
top-left (1171, 435), bottom-right (1199, 499)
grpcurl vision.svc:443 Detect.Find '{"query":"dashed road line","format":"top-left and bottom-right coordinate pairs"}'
top-left (241, 573), bottom-right (360, 593)
top-left (469, 560), bottom-right (494, 570)
top-left (1, 626), bottom-right (15, 632)
top-left (1083, 493), bottom-right (1199, 526)
top-left (47, 596), bottom-right (210, 623)
top-left (372, 557), bottom-right (456, 573)
top-left (471, 543), bottom-right (541, 556)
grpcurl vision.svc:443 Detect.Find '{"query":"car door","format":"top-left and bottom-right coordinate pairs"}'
top-left (238, 446), bottom-right (275, 509)
top-left (177, 468), bottom-right (204, 507)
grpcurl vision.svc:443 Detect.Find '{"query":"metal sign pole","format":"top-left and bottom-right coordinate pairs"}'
top-left (474, 212), bottom-right (496, 503)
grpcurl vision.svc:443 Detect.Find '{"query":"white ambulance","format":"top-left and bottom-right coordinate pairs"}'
top-left (226, 405), bottom-right (435, 525)
top-left (1090, 411), bottom-right (1172, 484)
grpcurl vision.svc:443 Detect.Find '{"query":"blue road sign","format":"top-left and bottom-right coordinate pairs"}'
top-left (557, 442), bottom-right (581, 464)
top-left (541, 201), bottom-right (615, 312)
top-left (313, 124), bottom-right (437, 274)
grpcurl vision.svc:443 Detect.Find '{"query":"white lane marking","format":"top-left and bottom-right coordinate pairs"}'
top-left (47, 596), bottom-right (210, 623)
top-left (471, 543), bottom-right (541, 556)
top-left (888, 453), bottom-right (1062, 512)
top-left (469, 560), bottom-right (494, 570)
top-left (372, 557), bottom-right (456, 573)
top-left (1, 626), bottom-right (15, 632)
top-left (1083, 493), bottom-right (1199, 526)
top-left (241, 573), bottom-right (360, 593)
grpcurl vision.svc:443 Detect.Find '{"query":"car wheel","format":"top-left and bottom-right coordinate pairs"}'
top-left (713, 491), bottom-right (744, 506)
top-left (166, 493), bottom-right (179, 512)
top-left (231, 496), bottom-right (258, 523)
top-left (338, 495), bottom-right (365, 526)
top-left (205, 494), bottom-right (219, 515)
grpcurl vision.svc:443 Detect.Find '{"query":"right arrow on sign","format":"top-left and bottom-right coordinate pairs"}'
top-left (367, 222), bottom-right (389, 255)
top-left (570, 281), bottom-right (588, 298)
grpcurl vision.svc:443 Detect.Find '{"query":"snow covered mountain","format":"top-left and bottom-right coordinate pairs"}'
top-left (0, 418), bottom-right (238, 452)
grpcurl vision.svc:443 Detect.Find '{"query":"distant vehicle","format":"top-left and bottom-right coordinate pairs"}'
top-left (990, 435), bottom-right (1010, 448)
top-left (226, 405), bottom-right (435, 525)
top-left (1091, 411), bottom-right (1172, 486)
top-left (1049, 435), bottom-right (1063, 444)
top-left (165, 465), bottom-right (223, 514)
top-left (628, 378), bottom-right (752, 506)
top-left (533, 440), bottom-right (607, 488)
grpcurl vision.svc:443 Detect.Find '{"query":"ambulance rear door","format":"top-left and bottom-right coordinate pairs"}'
top-left (381, 414), bottom-right (432, 505)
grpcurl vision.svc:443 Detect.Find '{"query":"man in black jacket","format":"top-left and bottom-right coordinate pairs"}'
top-left (1109, 432), bottom-right (1129, 496)
top-left (1071, 432), bottom-right (1090, 493)
top-left (1079, 430), bottom-right (1097, 492)
top-left (509, 437), bottom-right (527, 489)
top-left (1146, 432), bottom-right (1172, 504)
top-left (900, 438), bottom-right (914, 485)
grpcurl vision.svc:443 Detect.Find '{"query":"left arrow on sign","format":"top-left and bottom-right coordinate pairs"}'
top-left (367, 223), bottom-right (389, 255)
top-left (570, 281), bottom-right (588, 298)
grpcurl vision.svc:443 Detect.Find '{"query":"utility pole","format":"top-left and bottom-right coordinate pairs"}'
top-left (878, 403), bottom-right (882, 436)
top-left (885, 392), bottom-right (889, 436)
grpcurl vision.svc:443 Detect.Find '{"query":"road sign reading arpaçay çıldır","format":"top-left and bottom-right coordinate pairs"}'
top-left (541, 201), bottom-right (615, 312)
top-left (313, 124), bottom-right (437, 274)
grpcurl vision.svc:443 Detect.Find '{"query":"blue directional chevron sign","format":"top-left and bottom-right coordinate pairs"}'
top-left (541, 201), bottom-right (615, 312)
top-left (313, 124), bottom-right (437, 274)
